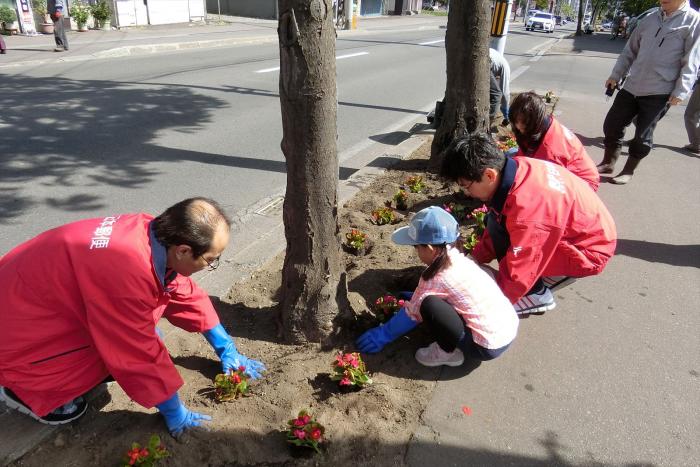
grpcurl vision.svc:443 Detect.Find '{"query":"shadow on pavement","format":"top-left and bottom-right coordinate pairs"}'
top-left (615, 239), bottom-right (700, 268)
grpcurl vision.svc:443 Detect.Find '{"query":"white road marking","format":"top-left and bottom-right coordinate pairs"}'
top-left (418, 39), bottom-right (445, 45)
top-left (256, 51), bottom-right (369, 73)
top-left (511, 65), bottom-right (529, 81)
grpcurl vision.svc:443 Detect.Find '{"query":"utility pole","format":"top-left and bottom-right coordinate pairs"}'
top-left (490, 0), bottom-right (512, 55)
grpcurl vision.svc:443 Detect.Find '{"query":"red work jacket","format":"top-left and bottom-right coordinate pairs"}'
top-left (516, 117), bottom-right (600, 191)
top-left (0, 214), bottom-right (219, 416)
top-left (472, 157), bottom-right (617, 303)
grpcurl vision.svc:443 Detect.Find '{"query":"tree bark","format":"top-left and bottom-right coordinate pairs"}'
top-left (429, 0), bottom-right (491, 169)
top-left (576, 0), bottom-right (584, 36)
top-left (277, 0), bottom-right (347, 344)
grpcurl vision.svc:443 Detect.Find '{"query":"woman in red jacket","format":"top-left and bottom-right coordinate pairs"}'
top-left (509, 92), bottom-right (600, 191)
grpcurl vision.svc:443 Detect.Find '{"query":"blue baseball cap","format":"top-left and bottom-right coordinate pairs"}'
top-left (391, 206), bottom-right (459, 246)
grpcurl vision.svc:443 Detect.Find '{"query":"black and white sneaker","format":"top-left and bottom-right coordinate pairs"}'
top-left (0, 387), bottom-right (88, 425)
top-left (514, 287), bottom-right (556, 315)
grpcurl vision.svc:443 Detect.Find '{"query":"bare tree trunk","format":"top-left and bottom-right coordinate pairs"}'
top-left (576, 0), bottom-right (584, 35)
top-left (277, 0), bottom-right (347, 344)
top-left (429, 0), bottom-right (491, 169)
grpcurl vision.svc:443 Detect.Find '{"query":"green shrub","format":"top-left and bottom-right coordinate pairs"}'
top-left (0, 5), bottom-right (17, 25)
top-left (90, 0), bottom-right (111, 22)
top-left (70, 0), bottom-right (90, 26)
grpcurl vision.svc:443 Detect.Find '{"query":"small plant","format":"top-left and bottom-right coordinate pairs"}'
top-left (345, 228), bottom-right (367, 251)
top-left (286, 410), bottom-right (325, 453)
top-left (90, 0), bottom-right (111, 25)
top-left (443, 202), bottom-right (469, 224)
top-left (122, 434), bottom-right (169, 467)
top-left (0, 5), bottom-right (17, 26)
top-left (372, 294), bottom-right (405, 323)
top-left (393, 189), bottom-right (408, 210)
top-left (70, 0), bottom-right (90, 28)
top-left (331, 351), bottom-right (372, 388)
top-left (496, 135), bottom-right (518, 152)
top-left (214, 366), bottom-right (250, 401)
top-left (404, 175), bottom-right (425, 193)
top-left (463, 206), bottom-right (488, 254)
top-left (544, 90), bottom-right (555, 103)
top-left (371, 206), bottom-right (397, 225)
top-left (31, 0), bottom-right (46, 17)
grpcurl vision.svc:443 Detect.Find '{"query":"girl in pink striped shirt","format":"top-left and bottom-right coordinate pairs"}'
top-left (357, 206), bottom-right (518, 367)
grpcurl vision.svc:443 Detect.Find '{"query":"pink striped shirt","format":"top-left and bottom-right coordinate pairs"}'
top-left (405, 247), bottom-right (519, 349)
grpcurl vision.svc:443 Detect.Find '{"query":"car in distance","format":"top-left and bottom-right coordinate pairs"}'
top-left (526, 12), bottom-right (556, 33)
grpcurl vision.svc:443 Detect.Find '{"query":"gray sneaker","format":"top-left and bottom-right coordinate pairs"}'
top-left (514, 287), bottom-right (556, 315)
top-left (0, 387), bottom-right (88, 425)
top-left (415, 342), bottom-right (464, 367)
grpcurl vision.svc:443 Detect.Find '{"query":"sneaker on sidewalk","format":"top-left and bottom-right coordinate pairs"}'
top-left (683, 144), bottom-right (700, 154)
top-left (415, 342), bottom-right (464, 367)
top-left (0, 387), bottom-right (88, 425)
top-left (514, 287), bottom-right (556, 315)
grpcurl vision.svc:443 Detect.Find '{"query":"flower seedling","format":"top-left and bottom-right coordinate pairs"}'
top-left (372, 294), bottom-right (405, 323)
top-left (371, 207), bottom-right (397, 225)
top-left (122, 434), bottom-right (169, 467)
top-left (393, 189), bottom-right (409, 210)
top-left (544, 90), bottom-right (555, 103)
top-left (404, 175), bottom-right (426, 193)
top-left (345, 228), bottom-right (368, 251)
top-left (286, 410), bottom-right (325, 453)
top-left (496, 135), bottom-right (518, 152)
top-left (331, 352), bottom-right (372, 388)
top-left (214, 366), bottom-right (250, 401)
top-left (463, 206), bottom-right (488, 254)
top-left (443, 202), bottom-right (469, 224)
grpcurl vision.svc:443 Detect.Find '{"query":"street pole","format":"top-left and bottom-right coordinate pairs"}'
top-left (344, 0), bottom-right (352, 30)
top-left (490, 0), bottom-right (512, 55)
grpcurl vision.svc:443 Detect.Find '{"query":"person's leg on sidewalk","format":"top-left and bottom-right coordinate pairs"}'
top-left (601, 89), bottom-right (639, 174)
top-left (0, 35), bottom-right (6, 54)
top-left (612, 94), bottom-right (669, 185)
top-left (416, 296), bottom-right (465, 366)
top-left (53, 16), bottom-right (68, 51)
top-left (684, 85), bottom-right (700, 153)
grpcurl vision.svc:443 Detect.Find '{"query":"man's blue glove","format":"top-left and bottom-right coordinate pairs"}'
top-left (156, 392), bottom-right (211, 437)
top-left (356, 308), bottom-right (417, 354)
top-left (202, 324), bottom-right (266, 379)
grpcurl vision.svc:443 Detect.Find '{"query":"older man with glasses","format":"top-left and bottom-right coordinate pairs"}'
top-left (0, 197), bottom-right (265, 436)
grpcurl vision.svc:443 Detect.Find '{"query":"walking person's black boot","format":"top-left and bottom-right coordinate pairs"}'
top-left (597, 147), bottom-right (621, 174)
top-left (610, 155), bottom-right (642, 185)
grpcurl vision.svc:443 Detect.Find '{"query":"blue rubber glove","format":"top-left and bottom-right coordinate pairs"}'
top-left (156, 392), bottom-right (211, 437)
top-left (356, 308), bottom-right (418, 354)
top-left (202, 324), bottom-right (266, 379)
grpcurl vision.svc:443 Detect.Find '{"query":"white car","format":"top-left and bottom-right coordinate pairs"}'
top-left (526, 12), bottom-right (556, 33)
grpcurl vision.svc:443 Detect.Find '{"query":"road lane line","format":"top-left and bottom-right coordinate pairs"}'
top-left (510, 65), bottom-right (529, 82)
top-left (418, 39), bottom-right (445, 45)
top-left (256, 51), bottom-right (369, 73)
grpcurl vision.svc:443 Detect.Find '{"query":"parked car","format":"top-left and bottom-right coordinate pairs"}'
top-left (526, 12), bottom-right (555, 33)
top-left (526, 9), bottom-right (540, 22)
top-left (601, 20), bottom-right (612, 30)
top-left (626, 7), bottom-right (658, 37)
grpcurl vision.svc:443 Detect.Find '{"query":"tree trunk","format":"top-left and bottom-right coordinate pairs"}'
top-left (429, 0), bottom-right (491, 169)
top-left (277, 0), bottom-right (347, 344)
top-left (576, 0), bottom-right (584, 35)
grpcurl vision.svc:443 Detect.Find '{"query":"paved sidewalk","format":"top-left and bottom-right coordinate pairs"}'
top-left (0, 14), bottom-right (446, 70)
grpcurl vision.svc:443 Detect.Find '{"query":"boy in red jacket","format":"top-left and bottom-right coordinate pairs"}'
top-left (441, 133), bottom-right (617, 315)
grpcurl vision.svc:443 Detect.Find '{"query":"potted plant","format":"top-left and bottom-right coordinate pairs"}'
top-left (122, 434), bottom-right (169, 466)
top-left (285, 410), bottom-right (325, 454)
top-left (31, 0), bottom-right (53, 34)
top-left (330, 351), bottom-right (372, 390)
top-left (70, 0), bottom-right (90, 32)
top-left (343, 228), bottom-right (371, 256)
top-left (90, 0), bottom-right (111, 30)
top-left (0, 5), bottom-right (18, 34)
top-left (213, 366), bottom-right (251, 401)
top-left (404, 175), bottom-right (426, 193)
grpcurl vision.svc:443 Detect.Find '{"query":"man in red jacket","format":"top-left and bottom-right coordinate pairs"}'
top-left (0, 198), bottom-right (265, 435)
top-left (509, 92), bottom-right (600, 191)
top-left (441, 133), bottom-right (617, 315)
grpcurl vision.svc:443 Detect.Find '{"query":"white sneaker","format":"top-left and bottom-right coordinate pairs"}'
top-left (415, 342), bottom-right (464, 367)
top-left (514, 287), bottom-right (556, 315)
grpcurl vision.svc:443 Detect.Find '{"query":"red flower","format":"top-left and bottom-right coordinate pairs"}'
top-left (139, 448), bottom-right (149, 457)
top-left (293, 418), bottom-right (306, 427)
top-left (310, 428), bottom-right (322, 440)
top-left (301, 415), bottom-right (311, 424)
top-left (340, 377), bottom-right (351, 386)
top-left (238, 365), bottom-right (246, 373)
top-left (293, 429), bottom-right (306, 439)
top-left (398, 299), bottom-right (405, 307)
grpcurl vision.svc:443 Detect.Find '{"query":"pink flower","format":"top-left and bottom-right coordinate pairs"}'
top-left (340, 377), bottom-right (351, 386)
top-left (443, 204), bottom-right (452, 213)
top-left (139, 448), bottom-right (149, 457)
top-left (310, 428), bottom-right (322, 440)
top-left (334, 355), bottom-right (344, 367)
top-left (232, 373), bottom-right (241, 384)
top-left (293, 418), bottom-right (306, 427)
top-left (301, 415), bottom-right (311, 424)
top-left (293, 429), bottom-right (306, 439)
top-left (238, 365), bottom-right (246, 373)
top-left (398, 299), bottom-right (405, 307)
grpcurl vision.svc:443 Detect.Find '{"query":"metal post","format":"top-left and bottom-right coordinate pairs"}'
top-left (217, 0), bottom-right (221, 22)
top-left (490, 0), bottom-right (512, 55)
top-left (344, 0), bottom-right (352, 30)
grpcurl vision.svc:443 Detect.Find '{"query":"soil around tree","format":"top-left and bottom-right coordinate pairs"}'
top-left (10, 137), bottom-right (490, 467)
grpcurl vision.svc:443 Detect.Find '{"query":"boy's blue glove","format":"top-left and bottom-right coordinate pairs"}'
top-left (156, 392), bottom-right (211, 437)
top-left (202, 324), bottom-right (266, 379)
top-left (356, 308), bottom-right (417, 354)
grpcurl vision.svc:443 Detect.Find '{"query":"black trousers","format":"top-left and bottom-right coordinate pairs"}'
top-left (603, 89), bottom-right (670, 159)
top-left (419, 296), bottom-right (510, 361)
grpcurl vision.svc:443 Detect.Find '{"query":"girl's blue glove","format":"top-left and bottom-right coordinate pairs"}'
top-left (156, 392), bottom-right (211, 437)
top-left (356, 308), bottom-right (417, 353)
top-left (203, 324), bottom-right (266, 379)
